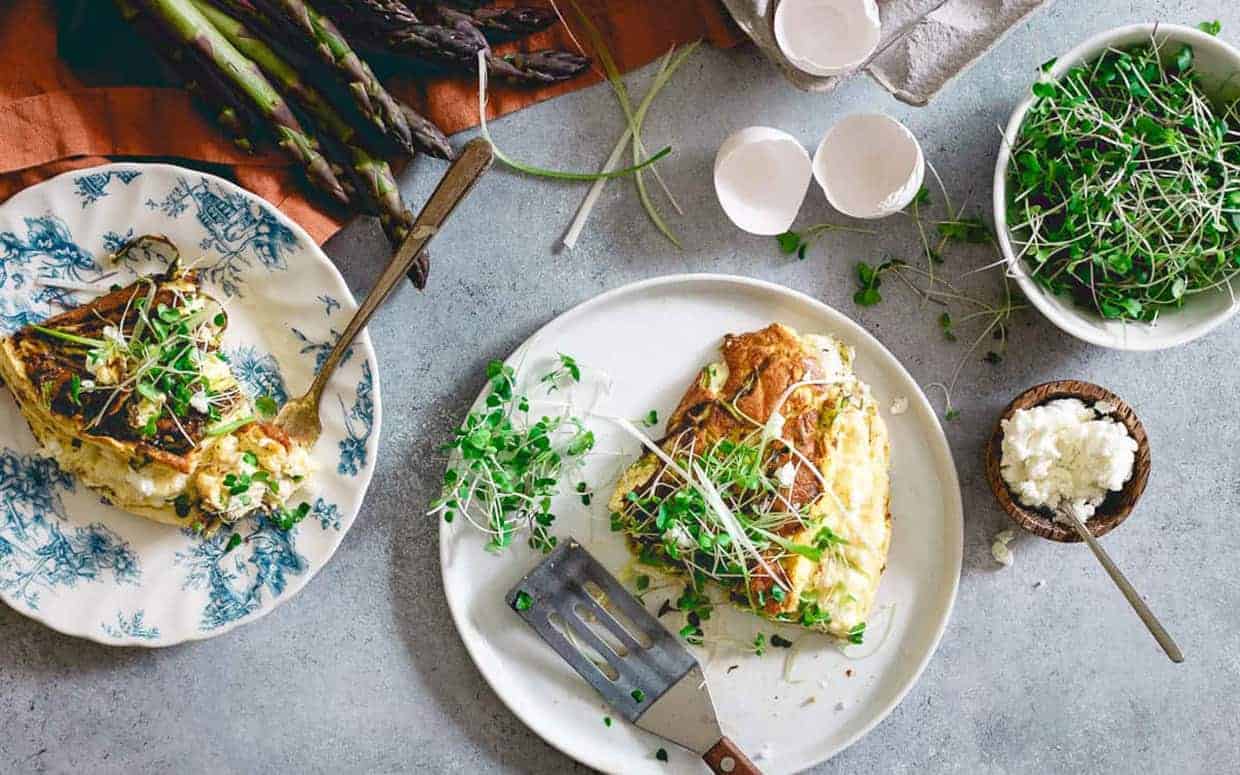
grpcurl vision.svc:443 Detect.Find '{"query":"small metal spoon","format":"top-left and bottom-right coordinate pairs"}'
top-left (1057, 507), bottom-right (1184, 663)
top-left (275, 137), bottom-right (495, 445)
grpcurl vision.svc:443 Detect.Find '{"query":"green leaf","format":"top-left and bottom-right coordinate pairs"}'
top-left (1175, 44), bottom-right (1194, 73)
top-left (1031, 81), bottom-right (1057, 99)
top-left (938, 312), bottom-right (957, 341)
top-left (776, 231), bottom-right (803, 254)
top-left (513, 590), bottom-right (533, 611)
top-left (255, 395), bottom-right (279, 418)
top-left (1199, 20), bottom-right (1222, 36)
top-left (853, 287), bottom-right (882, 307)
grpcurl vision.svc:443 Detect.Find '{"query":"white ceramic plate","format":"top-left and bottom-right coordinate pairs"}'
top-left (0, 163), bottom-right (380, 646)
top-left (439, 274), bottom-right (962, 774)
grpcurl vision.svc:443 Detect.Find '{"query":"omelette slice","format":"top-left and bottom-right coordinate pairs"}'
top-left (0, 244), bottom-right (313, 534)
top-left (608, 323), bottom-right (891, 640)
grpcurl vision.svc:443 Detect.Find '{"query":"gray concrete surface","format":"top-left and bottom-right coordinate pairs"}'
top-left (3, 2), bottom-right (1238, 773)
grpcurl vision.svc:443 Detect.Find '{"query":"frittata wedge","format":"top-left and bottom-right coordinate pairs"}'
top-left (609, 323), bottom-right (891, 640)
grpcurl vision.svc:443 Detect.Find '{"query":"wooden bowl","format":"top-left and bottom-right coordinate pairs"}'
top-left (985, 380), bottom-right (1151, 543)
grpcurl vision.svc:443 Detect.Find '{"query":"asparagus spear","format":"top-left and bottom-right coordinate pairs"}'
top-left (422, 4), bottom-right (557, 40)
top-left (210, 0), bottom-right (451, 159)
top-left (115, 0), bottom-right (261, 152)
top-left (320, 0), bottom-right (588, 84)
top-left (488, 50), bottom-right (590, 84)
top-left (191, 0), bottom-right (427, 282)
top-left (133, 0), bottom-right (349, 205)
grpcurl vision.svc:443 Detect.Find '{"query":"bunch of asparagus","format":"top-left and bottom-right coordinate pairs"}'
top-left (112, 0), bottom-right (589, 287)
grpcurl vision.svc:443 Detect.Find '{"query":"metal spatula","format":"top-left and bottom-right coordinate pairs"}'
top-left (506, 538), bottom-right (762, 775)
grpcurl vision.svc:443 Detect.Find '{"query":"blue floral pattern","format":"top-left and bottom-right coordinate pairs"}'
top-left (291, 326), bottom-right (352, 375)
top-left (73, 169), bottom-right (141, 207)
top-left (227, 346), bottom-right (290, 406)
top-left (0, 163), bottom-right (378, 645)
top-left (102, 610), bottom-right (161, 641)
top-left (175, 519), bottom-right (307, 631)
top-left (317, 294), bottom-right (340, 316)
top-left (146, 175), bottom-right (298, 298)
top-left (0, 449), bottom-right (139, 610)
top-left (337, 361), bottom-right (374, 476)
top-left (102, 228), bottom-right (135, 254)
top-left (311, 497), bottom-right (342, 531)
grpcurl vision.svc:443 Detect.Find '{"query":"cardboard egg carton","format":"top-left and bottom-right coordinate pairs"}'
top-left (720, 0), bottom-right (1052, 105)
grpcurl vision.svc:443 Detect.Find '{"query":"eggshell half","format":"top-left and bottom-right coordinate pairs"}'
top-left (714, 126), bottom-right (813, 236)
top-left (773, 0), bottom-right (882, 77)
top-left (813, 113), bottom-right (925, 219)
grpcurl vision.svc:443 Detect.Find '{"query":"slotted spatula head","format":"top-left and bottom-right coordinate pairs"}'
top-left (506, 538), bottom-right (761, 774)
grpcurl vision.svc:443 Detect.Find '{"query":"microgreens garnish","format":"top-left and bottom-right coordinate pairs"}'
top-left (1008, 36), bottom-right (1240, 322)
top-left (614, 399), bottom-right (859, 637)
top-left (603, 716), bottom-right (612, 727)
top-left (847, 622), bottom-right (866, 645)
top-left (255, 395), bottom-right (279, 418)
top-left (752, 632), bottom-right (767, 656)
top-left (631, 689), bottom-right (646, 703)
top-left (1199, 20), bottom-right (1221, 36)
top-left (640, 410), bottom-right (659, 428)
top-left (223, 533), bottom-right (243, 554)
top-left (430, 358), bottom-right (596, 554)
top-left (32, 280), bottom-right (243, 445)
top-left (655, 748), bottom-right (668, 762)
top-left (513, 590), bottom-right (534, 611)
top-left (271, 501), bottom-right (310, 531)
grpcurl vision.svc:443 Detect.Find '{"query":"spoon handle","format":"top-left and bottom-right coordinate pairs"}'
top-left (309, 137), bottom-right (495, 401)
top-left (1063, 511), bottom-right (1184, 663)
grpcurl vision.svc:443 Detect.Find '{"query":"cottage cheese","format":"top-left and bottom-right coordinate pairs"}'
top-left (1000, 398), bottom-right (1137, 520)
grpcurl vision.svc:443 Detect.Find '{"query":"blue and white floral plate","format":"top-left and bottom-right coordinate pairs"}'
top-left (0, 163), bottom-right (380, 646)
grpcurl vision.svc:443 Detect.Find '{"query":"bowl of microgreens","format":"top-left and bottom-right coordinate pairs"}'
top-left (994, 22), bottom-right (1240, 350)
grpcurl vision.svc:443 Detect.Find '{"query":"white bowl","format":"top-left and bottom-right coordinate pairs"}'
top-left (994, 23), bottom-right (1240, 351)
top-left (814, 113), bottom-right (925, 219)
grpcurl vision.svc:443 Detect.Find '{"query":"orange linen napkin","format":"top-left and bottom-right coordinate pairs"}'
top-left (0, 0), bottom-right (742, 244)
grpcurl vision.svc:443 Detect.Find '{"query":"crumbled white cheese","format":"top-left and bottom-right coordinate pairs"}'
top-left (774, 461), bottom-right (797, 488)
top-left (991, 529), bottom-right (1016, 567)
top-left (189, 390), bottom-right (210, 415)
top-left (1000, 398), bottom-right (1137, 519)
top-left (890, 396), bottom-right (909, 415)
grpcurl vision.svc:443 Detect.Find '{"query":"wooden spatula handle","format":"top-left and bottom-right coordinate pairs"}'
top-left (703, 737), bottom-right (762, 775)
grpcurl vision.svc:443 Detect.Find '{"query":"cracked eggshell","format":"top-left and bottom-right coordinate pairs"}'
top-left (774, 0), bottom-right (882, 77)
top-left (813, 113), bottom-right (925, 219)
top-left (714, 126), bottom-right (812, 236)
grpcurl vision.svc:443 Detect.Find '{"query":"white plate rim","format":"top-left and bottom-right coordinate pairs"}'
top-left (0, 161), bottom-right (383, 648)
top-left (438, 272), bottom-right (963, 772)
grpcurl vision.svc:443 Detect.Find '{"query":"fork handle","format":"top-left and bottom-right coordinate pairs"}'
top-left (703, 737), bottom-right (762, 775)
top-left (307, 137), bottom-right (495, 403)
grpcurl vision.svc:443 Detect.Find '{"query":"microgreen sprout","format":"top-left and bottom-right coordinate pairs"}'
top-left (1007, 36), bottom-right (1240, 322)
top-left (430, 358), bottom-right (596, 554)
top-left (776, 222), bottom-right (877, 261)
